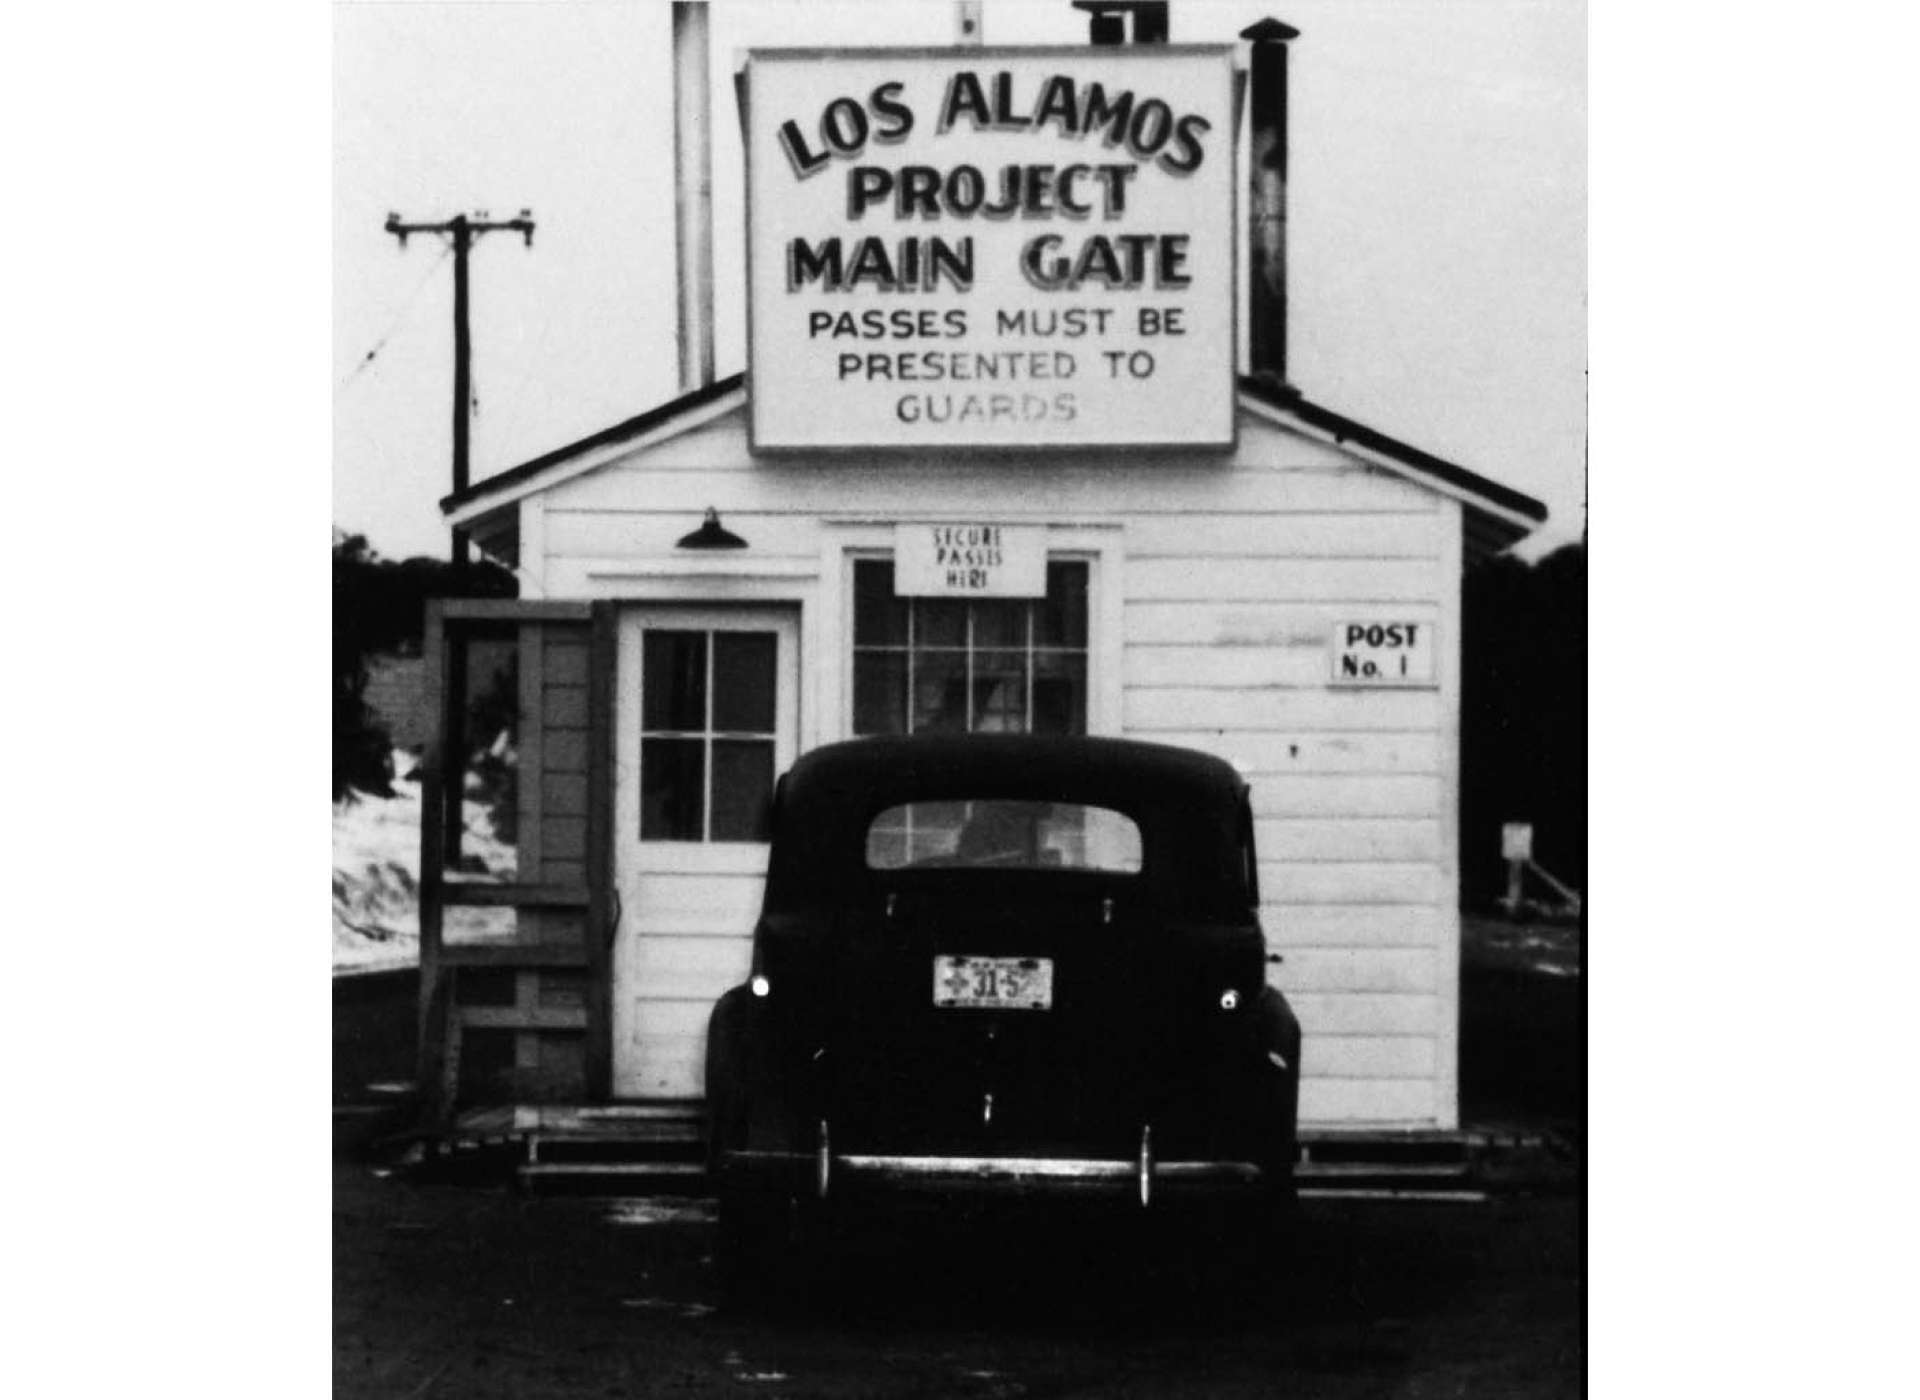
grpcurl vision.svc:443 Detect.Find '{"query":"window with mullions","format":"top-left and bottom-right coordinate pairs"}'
top-left (639, 629), bottom-right (778, 842)
top-left (852, 560), bottom-right (1088, 736)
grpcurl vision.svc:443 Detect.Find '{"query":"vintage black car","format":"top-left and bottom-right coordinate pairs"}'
top-left (704, 735), bottom-right (1301, 1275)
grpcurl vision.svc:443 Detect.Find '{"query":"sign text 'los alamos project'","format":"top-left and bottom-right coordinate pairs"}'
top-left (747, 48), bottom-right (1236, 452)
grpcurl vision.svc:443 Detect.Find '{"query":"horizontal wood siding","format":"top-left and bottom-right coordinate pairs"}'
top-left (1148, 731), bottom-right (1440, 774)
top-left (1265, 863), bottom-right (1442, 906)
top-left (1309, 1036), bottom-right (1438, 1079)
top-left (1272, 948), bottom-right (1438, 995)
top-left (1107, 417), bottom-right (1454, 1127)
top-left (1126, 689), bottom-right (1441, 732)
top-left (1127, 512), bottom-right (1443, 559)
top-left (530, 408), bottom-right (1459, 1128)
top-left (1257, 819), bottom-right (1443, 863)
top-left (1251, 777), bottom-right (1444, 818)
top-left (547, 510), bottom-right (825, 561)
top-left (1300, 1078), bottom-right (1436, 1125)
top-left (1129, 558), bottom-right (1439, 603)
top-left (548, 463), bottom-right (1435, 519)
top-left (1127, 602), bottom-right (1438, 648)
top-left (1288, 993), bottom-right (1437, 1036)
top-left (1266, 906), bottom-right (1441, 947)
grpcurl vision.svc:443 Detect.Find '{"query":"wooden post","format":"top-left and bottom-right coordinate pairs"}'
top-left (450, 215), bottom-right (472, 570)
top-left (1500, 822), bottom-right (1534, 916)
top-left (584, 601), bottom-right (620, 1101)
top-left (417, 604), bottom-right (451, 1118)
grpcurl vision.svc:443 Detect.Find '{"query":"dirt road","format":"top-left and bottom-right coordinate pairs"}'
top-left (334, 1160), bottom-right (1579, 1399)
top-left (335, 920), bottom-right (1582, 1397)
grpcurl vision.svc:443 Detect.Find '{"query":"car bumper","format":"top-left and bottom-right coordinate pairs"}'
top-left (717, 1147), bottom-right (1269, 1205)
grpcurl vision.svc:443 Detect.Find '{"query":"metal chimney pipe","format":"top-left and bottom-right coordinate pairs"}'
top-left (673, 1), bottom-right (715, 391)
top-left (1071, 2), bottom-right (1167, 46)
top-left (955, 1), bottom-right (984, 45)
top-left (1242, 18), bottom-right (1299, 389)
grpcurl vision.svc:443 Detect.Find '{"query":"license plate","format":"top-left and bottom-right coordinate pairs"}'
top-left (933, 955), bottom-right (1053, 1010)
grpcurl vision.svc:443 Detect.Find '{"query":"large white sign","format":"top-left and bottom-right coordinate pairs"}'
top-left (894, 523), bottom-right (1046, 596)
top-left (746, 47), bottom-right (1237, 453)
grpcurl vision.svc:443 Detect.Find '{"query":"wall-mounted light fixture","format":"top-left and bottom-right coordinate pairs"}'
top-left (675, 507), bottom-right (748, 550)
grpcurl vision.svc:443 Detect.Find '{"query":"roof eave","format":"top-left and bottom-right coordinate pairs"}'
top-left (1235, 376), bottom-right (1549, 560)
top-left (440, 373), bottom-right (747, 525)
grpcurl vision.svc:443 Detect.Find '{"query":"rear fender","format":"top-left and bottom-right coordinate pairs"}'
top-left (704, 986), bottom-right (809, 1171)
top-left (1255, 986), bottom-right (1302, 1169)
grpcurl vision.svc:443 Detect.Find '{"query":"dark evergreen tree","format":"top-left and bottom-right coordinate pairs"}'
top-left (332, 529), bottom-right (517, 801)
top-left (1459, 542), bottom-right (1587, 910)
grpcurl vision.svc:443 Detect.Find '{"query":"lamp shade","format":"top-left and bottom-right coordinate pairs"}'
top-left (676, 508), bottom-right (747, 550)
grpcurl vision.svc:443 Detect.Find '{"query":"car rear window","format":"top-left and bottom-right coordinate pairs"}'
top-left (865, 800), bottom-right (1142, 874)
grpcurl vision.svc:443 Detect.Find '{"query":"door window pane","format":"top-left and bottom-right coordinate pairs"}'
top-left (640, 626), bottom-right (781, 843)
top-left (711, 740), bottom-right (775, 841)
top-left (640, 738), bottom-right (704, 840)
top-left (642, 632), bottom-right (706, 731)
top-left (713, 633), bottom-right (777, 733)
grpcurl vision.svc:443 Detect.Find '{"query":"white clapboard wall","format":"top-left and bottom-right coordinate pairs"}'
top-left (517, 398), bottom-right (1463, 1129)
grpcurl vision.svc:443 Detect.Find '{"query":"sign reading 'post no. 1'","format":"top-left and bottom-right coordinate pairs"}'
top-left (746, 47), bottom-right (1237, 452)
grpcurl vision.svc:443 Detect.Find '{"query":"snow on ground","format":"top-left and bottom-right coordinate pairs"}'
top-left (333, 749), bottom-right (517, 973)
top-left (1462, 914), bottom-right (1582, 979)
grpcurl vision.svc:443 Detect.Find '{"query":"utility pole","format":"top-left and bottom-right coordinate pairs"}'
top-left (384, 210), bottom-right (536, 569)
top-left (386, 210), bottom-right (534, 876)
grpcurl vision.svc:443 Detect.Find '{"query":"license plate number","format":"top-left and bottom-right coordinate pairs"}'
top-left (933, 955), bottom-right (1053, 1010)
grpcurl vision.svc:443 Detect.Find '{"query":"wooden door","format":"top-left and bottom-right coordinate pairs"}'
top-left (612, 606), bottom-right (799, 1098)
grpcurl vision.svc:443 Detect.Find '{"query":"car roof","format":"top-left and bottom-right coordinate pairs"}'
top-left (780, 735), bottom-right (1247, 811)
top-left (766, 737), bottom-right (1255, 913)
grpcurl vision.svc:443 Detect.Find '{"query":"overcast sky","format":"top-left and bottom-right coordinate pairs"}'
top-left (334, 0), bottom-right (1585, 560)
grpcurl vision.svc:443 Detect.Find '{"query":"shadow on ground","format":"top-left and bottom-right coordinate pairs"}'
top-left (335, 1166), bottom-right (1580, 1399)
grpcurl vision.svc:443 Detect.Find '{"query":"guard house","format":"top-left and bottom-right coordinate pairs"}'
top-left (414, 12), bottom-right (1546, 1145)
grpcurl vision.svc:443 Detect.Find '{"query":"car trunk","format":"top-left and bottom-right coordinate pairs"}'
top-left (821, 874), bottom-right (1181, 1159)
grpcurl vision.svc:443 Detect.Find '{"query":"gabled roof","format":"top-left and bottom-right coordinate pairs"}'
top-left (441, 370), bottom-right (1548, 558)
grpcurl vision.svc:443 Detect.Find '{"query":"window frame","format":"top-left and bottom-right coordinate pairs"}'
top-left (618, 606), bottom-right (800, 865)
top-left (849, 557), bottom-right (1090, 737)
top-left (636, 626), bottom-right (782, 843)
top-left (827, 526), bottom-right (1123, 744)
